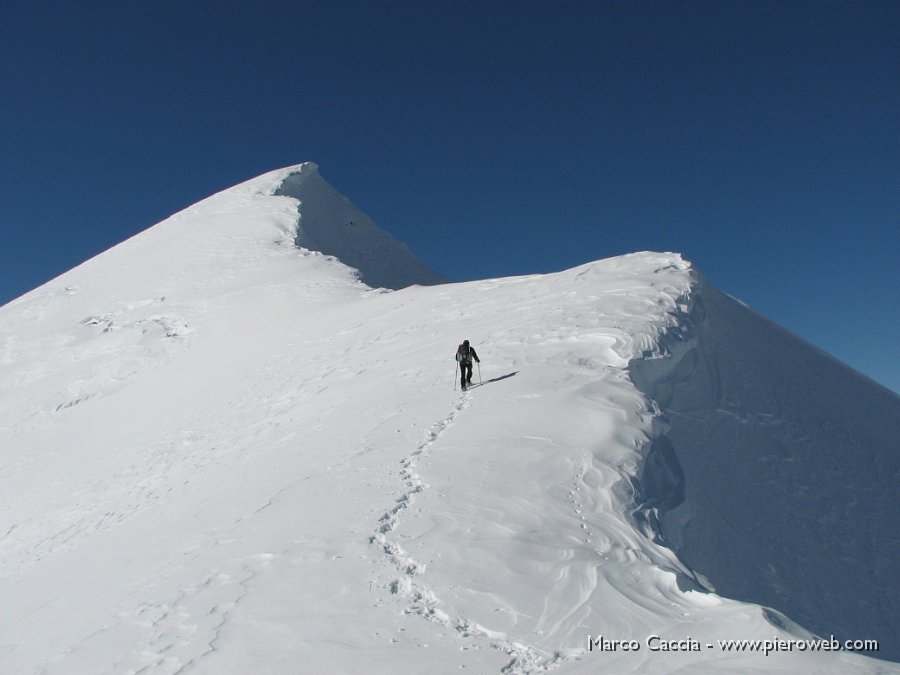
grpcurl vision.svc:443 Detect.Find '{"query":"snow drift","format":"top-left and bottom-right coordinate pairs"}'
top-left (630, 279), bottom-right (900, 662)
top-left (0, 163), bottom-right (896, 674)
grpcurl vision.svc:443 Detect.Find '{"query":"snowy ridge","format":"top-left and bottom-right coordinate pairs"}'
top-left (630, 276), bottom-right (900, 663)
top-left (274, 163), bottom-right (447, 289)
top-left (0, 165), bottom-right (895, 673)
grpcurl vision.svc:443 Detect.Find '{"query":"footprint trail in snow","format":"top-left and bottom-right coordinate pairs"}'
top-left (370, 392), bottom-right (564, 674)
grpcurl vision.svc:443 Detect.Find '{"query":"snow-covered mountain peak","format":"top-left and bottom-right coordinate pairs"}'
top-left (272, 163), bottom-right (447, 289)
top-left (1, 167), bottom-right (896, 673)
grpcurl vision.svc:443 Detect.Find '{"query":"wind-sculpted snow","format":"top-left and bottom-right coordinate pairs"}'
top-left (274, 163), bottom-right (448, 289)
top-left (0, 165), bottom-right (894, 673)
top-left (629, 279), bottom-right (900, 663)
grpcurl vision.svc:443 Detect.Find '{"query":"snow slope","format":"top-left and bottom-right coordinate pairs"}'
top-left (630, 279), bottom-right (900, 662)
top-left (0, 164), bottom-right (895, 674)
top-left (273, 163), bottom-right (447, 290)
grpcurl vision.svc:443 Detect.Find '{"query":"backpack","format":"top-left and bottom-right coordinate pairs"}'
top-left (456, 343), bottom-right (470, 363)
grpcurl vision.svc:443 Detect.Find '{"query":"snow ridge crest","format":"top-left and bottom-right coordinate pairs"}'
top-left (628, 276), bottom-right (900, 662)
top-left (272, 164), bottom-right (447, 290)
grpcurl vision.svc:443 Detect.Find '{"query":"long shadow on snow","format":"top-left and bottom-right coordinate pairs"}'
top-left (463, 371), bottom-right (518, 390)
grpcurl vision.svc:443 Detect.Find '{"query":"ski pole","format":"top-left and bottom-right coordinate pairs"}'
top-left (478, 361), bottom-right (482, 384)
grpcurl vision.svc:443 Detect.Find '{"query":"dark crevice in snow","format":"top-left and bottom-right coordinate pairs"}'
top-left (635, 436), bottom-right (686, 516)
top-left (628, 278), bottom-right (900, 663)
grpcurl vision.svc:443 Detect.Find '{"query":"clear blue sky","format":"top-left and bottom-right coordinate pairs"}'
top-left (1, 1), bottom-right (898, 393)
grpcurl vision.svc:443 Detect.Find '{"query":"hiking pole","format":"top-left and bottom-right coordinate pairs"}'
top-left (454, 362), bottom-right (458, 391)
top-left (477, 361), bottom-right (482, 385)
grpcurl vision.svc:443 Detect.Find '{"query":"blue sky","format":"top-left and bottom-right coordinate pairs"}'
top-left (1, 1), bottom-right (898, 393)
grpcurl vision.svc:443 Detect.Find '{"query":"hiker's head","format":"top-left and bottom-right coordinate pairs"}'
top-left (463, 340), bottom-right (469, 346)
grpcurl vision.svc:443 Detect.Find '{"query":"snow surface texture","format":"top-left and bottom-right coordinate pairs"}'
top-left (630, 280), bottom-right (900, 661)
top-left (273, 163), bottom-right (448, 290)
top-left (0, 164), bottom-right (896, 674)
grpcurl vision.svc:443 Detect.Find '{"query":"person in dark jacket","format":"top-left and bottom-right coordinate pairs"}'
top-left (455, 340), bottom-right (480, 390)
